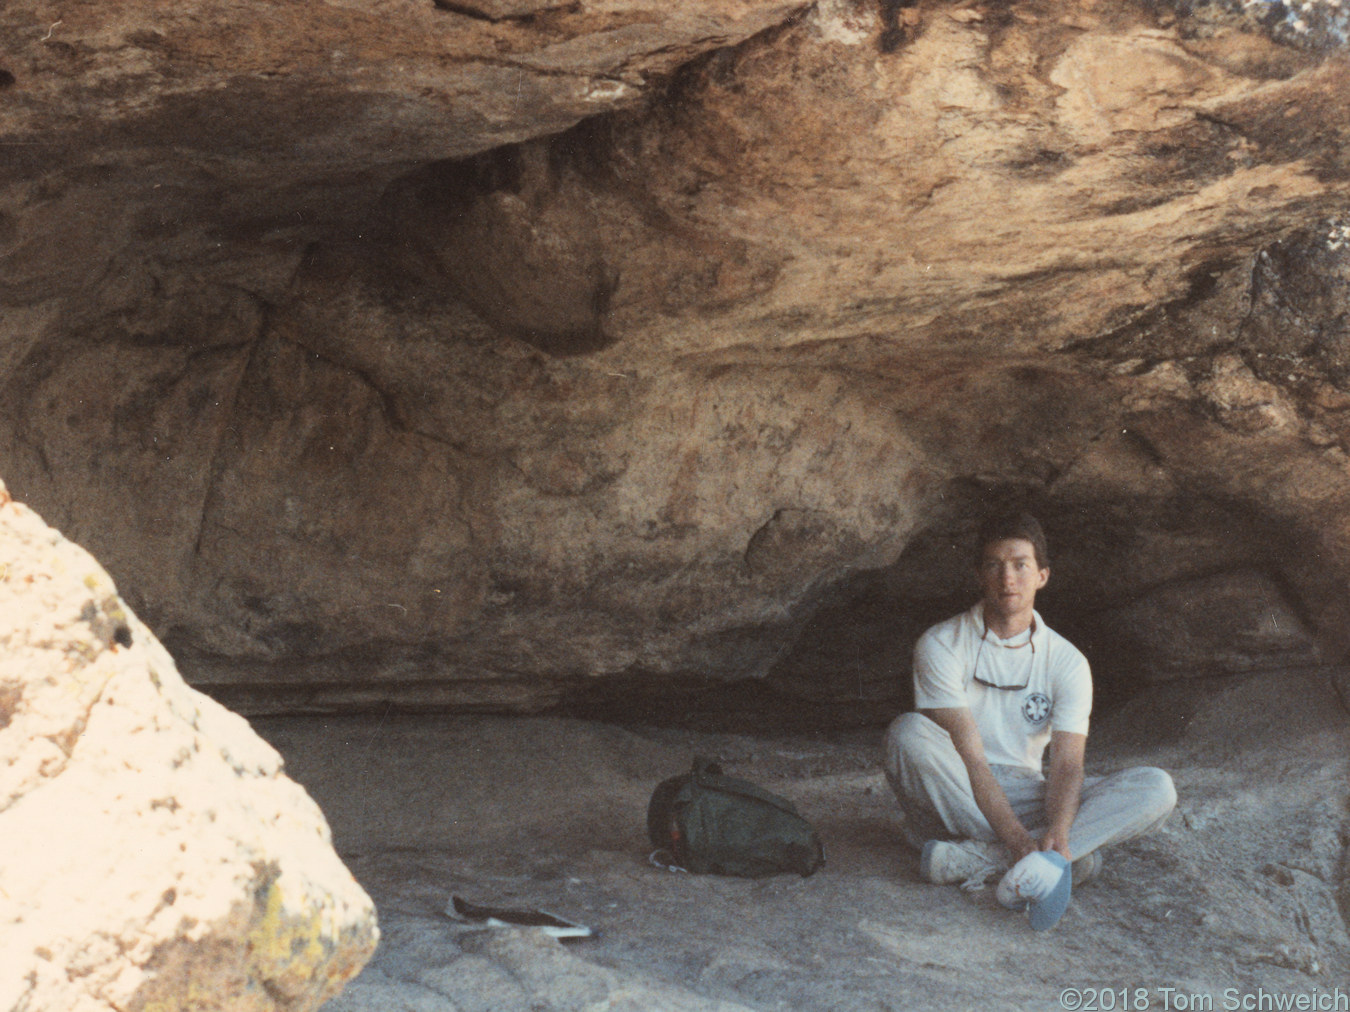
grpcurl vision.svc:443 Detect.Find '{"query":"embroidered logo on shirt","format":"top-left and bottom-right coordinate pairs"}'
top-left (1022, 692), bottom-right (1051, 726)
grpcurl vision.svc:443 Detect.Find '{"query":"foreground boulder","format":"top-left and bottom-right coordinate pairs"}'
top-left (0, 480), bottom-right (377, 1010)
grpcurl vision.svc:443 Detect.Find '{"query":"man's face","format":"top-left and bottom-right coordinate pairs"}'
top-left (978, 537), bottom-right (1050, 620)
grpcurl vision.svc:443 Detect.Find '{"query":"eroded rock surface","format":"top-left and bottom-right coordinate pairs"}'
top-left (2, 1), bottom-right (1350, 712)
top-left (0, 481), bottom-right (377, 1010)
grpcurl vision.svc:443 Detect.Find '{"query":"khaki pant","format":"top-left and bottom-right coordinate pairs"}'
top-left (884, 711), bottom-right (1177, 858)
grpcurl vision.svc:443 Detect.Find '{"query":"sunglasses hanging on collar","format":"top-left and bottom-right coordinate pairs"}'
top-left (972, 618), bottom-right (1036, 691)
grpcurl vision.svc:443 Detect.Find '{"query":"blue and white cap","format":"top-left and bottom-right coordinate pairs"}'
top-left (996, 850), bottom-right (1072, 930)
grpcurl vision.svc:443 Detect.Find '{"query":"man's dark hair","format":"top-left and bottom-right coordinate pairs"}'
top-left (976, 512), bottom-right (1050, 570)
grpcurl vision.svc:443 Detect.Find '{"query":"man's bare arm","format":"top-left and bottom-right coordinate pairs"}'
top-left (1041, 730), bottom-right (1086, 860)
top-left (920, 707), bottom-right (1038, 862)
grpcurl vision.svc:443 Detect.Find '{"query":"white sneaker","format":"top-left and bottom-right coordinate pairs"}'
top-left (996, 851), bottom-right (1072, 930)
top-left (1072, 850), bottom-right (1103, 887)
top-left (919, 839), bottom-right (1009, 891)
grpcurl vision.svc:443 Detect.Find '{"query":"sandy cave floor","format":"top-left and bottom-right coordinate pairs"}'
top-left (251, 671), bottom-right (1350, 1012)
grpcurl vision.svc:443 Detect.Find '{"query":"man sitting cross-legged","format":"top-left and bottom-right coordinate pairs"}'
top-left (884, 513), bottom-right (1177, 919)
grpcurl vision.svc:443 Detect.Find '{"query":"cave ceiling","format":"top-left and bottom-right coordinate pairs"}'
top-left (2, 0), bottom-right (1350, 716)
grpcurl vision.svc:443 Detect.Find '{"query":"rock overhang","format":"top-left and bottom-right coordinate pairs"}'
top-left (1, 0), bottom-right (1350, 718)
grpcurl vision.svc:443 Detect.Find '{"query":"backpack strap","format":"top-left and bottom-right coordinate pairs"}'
top-left (647, 849), bottom-right (689, 873)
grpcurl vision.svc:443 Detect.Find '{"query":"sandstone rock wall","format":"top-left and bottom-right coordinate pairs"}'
top-left (2, 0), bottom-right (1350, 713)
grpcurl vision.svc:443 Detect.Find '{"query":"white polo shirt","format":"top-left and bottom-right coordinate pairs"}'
top-left (913, 603), bottom-right (1092, 773)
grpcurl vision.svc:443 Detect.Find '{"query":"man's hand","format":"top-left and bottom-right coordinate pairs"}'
top-left (1038, 828), bottom-right (1072, 861)
top-left (920, 707), bottom-right (1037, 860)
top-left (1008, 830), bottom-right (1041, 864)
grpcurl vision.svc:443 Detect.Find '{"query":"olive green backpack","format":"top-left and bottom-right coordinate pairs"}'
top-left (646, 757), bottom-right (825, 878)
